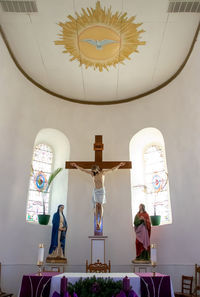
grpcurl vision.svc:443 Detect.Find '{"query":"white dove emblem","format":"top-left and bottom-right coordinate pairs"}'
top-left (81, 39), bottom-right (119, 50)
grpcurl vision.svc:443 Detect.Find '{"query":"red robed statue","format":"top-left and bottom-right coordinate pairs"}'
top-left (133, 204), bottom-right (151, 262)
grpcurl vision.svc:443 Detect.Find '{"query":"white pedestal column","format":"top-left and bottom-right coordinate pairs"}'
top-left (89, 236), bottom-right (108, 263)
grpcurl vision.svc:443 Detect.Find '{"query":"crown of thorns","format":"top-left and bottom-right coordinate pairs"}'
top-left (91, 165), bottom-right (100, 171)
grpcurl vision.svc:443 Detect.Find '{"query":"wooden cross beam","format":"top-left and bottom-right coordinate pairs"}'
top-left (65, 135), bottom-right (132, 169)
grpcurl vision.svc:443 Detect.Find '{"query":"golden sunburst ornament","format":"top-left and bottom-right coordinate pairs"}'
top-left (55, 1), bottom-right (145, 72)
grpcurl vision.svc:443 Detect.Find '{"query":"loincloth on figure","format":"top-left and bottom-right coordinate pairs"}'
top-left (92, 187), bottom-right (106, 207)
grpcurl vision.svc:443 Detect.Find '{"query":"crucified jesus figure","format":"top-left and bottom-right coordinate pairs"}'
top-left (71, 162), bottom-right (125, 230)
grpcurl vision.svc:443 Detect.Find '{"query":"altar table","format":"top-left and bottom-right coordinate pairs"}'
top-left (19, 272), bottom-right (175, 297)
top-left (19, 272), bottom-right (59, 297)
top-left (49, 272), bottom-right (175, 297)
top-left (50, 272), bottom-right (140, 297)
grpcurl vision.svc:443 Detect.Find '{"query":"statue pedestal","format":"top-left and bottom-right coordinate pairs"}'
top-left (46, 257), bottom-right (67, 264)
top-left (89, 236), bottom-right (108, 263)
top-left (44, 258), bottom-right (67, 273)
top-left (131, 260), bottom-right (152, 273)
top-left (43, 262), bottom-right (66, 273)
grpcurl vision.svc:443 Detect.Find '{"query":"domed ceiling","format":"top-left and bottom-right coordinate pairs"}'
top-left (0, 0), bottom-right (199, 104)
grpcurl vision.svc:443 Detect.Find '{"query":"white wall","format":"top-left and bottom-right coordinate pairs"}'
top-left (0, 33), bottom-right (200, 295)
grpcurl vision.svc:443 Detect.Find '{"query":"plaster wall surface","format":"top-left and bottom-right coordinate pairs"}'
top-left (0, 33), bottom-right (199, 295)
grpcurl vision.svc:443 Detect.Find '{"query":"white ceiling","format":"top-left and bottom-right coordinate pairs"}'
top-left (0, 0), bottom-right (199, 103)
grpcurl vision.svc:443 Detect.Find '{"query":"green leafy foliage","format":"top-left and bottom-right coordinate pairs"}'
top-left (45, 167), bottom-right (63, 192)
top-left (68, 276), bottom-right (123, 297)
top-left (41, 167), bottom-right (63, 214)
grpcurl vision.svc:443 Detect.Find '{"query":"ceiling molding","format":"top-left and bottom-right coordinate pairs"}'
top-left (0, 22), bottom-right (199, 105)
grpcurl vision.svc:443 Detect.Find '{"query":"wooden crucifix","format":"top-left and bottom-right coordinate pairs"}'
top-left (65, 135), bottom-right (132, 236)
top-left (66, 135), bottom-right (132, 170)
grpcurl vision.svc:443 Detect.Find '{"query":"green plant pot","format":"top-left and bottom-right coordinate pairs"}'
top-left (150, 215), bottom-right (161, 226)
top-left (38, 214), bottom-right (50, 225)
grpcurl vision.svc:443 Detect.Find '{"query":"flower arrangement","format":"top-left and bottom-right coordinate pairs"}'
top-left (52, 276), bottom-right (138, 297)
top-left (67, 276), bottom-right (122, 297)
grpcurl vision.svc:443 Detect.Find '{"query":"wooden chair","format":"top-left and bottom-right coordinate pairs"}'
top-left (193, 264), bottom-right (200, 297)
top-left (175, 275), bottom-right (193, 297)
top-left (86, 259), bottom-right (111, 273)
top-left (0, 292), bottom-right (13, 297)
top-left (0, 263), bottom-right (13, 297)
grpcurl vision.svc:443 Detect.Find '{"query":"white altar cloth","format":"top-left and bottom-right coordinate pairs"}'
top-left (49, 272), bottom-right (140, 297)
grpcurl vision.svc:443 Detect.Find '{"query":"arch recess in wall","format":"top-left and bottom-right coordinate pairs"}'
top-left (130, 127), bottom-right (172, 225)
top-left (26, 128), bottom-right (70, 223)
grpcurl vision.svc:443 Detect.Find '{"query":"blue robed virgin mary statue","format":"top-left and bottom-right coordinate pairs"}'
top-left (47, 205), bottom-right (67, 262)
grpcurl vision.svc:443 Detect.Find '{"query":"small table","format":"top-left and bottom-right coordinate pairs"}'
top-left (19, 272), bottom-right (60, 297)
top-left (137, 273), bottom-right (175, 297)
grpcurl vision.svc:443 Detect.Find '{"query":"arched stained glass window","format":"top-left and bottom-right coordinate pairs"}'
top-left (130, 128), bottom-right (172, 226)
top-left (144, 145), bottom-right (171, 224)
top-left (26, 144), bottom-right (53, 222)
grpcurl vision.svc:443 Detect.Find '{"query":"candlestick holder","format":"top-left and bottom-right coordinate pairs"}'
top-left (151, 261), bottom-right (157, 276)
top-left (37, 261), bottom-right (43, 276)
top-left (151, 243), bottom-right (157, 277)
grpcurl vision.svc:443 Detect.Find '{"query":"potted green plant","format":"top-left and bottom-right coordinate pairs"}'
top-left (150, 199), bottom-right (161, 226)
top-left (35, 168), bottom-right (63, 225)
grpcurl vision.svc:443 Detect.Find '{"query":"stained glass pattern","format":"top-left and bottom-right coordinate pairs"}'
top-left (26, 144), bottom-right (53, 223)
top-left (34, 171), bottom-right (48, 191)
top-left (144, 145), bottom-right (171, 224)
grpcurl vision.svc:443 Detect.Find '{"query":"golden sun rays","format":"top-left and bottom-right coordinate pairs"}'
top-left (55, 1), bottom-right (146, 72)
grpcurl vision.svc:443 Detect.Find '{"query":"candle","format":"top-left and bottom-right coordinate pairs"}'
top-left (37, 243), bottom-right (44, 265)
top-left (151, 243), bottom-right (157, 265)
top-left (60, 276), bottom-right (67, 296)
top-left (123, 276), bottom-right (130, 292)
